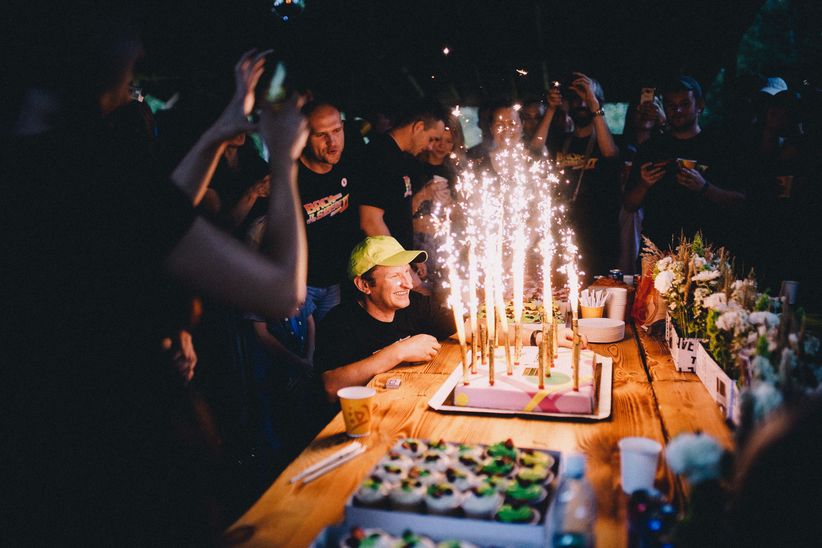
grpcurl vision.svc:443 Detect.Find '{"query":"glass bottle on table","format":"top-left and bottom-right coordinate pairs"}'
top-left (548, 453), bottom-right (596, 548)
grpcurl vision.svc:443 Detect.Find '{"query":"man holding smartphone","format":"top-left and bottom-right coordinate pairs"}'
top-left (623, 76), bottom-right (746, 250)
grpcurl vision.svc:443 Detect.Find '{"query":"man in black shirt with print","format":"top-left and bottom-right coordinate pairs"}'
top-left (298, 101), bottom-right (360, 320)
top-left (624, 76), bottom-right (746, 251)
top-left (314, 236), bottom-right (455, 400)
top-left (359, 99), bottom-right (447, 254)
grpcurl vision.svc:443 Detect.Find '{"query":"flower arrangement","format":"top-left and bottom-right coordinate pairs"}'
top-left (644, 232), bottom-right (724, 339)
top-left (645, 232), bottom-right (822, 430)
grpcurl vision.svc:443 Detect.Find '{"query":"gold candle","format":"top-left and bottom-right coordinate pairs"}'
top-left (572, 318), bottom-right (580, 391)
top-left (514, 322), bottom-right (522, 365)
top-left (479, 314), bottom-right (488, 365)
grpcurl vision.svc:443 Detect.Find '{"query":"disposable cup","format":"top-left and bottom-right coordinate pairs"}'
top-left (606, 303), bottom-right (627, 321)
top-left (338, 386), bottom-right (376, 437)
top-left (580, 305), bottom-right (604, 319)
top-left (618, 437), bottom-right (662, 494)
top-left (605, 288), bottom-right (628, 320)
top-left (780, 280), bottom-right (799, 305)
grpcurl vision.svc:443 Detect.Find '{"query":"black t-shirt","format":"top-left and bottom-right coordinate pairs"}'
top-left (298, 158), bottom-right (360, 287)
top-left (550, 132), bottom-right (621, 279)
top-left (360, 134), bottom-right (415, 249)
top-left (627, 130), bottom-right (744, 250)
top-left (2, 122), bottom-right (214, 545)
top-left (314, 292), bottom-right (455, 374)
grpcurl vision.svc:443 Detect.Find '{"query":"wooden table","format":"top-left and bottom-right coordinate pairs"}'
top-left (225, 325), bottom-right (732, 548)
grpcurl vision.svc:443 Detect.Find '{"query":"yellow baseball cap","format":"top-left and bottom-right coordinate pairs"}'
top-left (347, 236), bottom-right (427, 280)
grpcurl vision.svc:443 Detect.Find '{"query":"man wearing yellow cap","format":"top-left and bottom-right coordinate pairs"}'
top-left (314, 236), bottom-right (455, 400)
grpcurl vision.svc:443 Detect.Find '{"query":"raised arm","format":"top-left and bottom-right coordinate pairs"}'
top-left (171, 49), bottom-right (268, 205)
top-left (571, 72), bottom-right (618, 159)
top-left (527, 88), bottom-right (562, 154)
top-left (165, 81), bottom-right (309, 318)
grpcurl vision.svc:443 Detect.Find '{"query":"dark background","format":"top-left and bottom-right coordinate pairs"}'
top-left (4, 0), bottom-right (821, 118)
top-left (134, 0), bottom-right (820, 109)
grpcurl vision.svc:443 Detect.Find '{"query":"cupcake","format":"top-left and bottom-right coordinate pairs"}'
top-left (505, 478), bottom-right (547, 505)
top-left (389, 478), bottom-right (425, 512)
top-left (379, 451), bottom-right (413, 471)
top-left (424, 482), bottom-right (461, 515)
top-left (393, 438), bottom-right (427, 458)
top-left (518, 449), bottom-right (555, 469)
top-left (455, 453), bottom-right (483, 474)
top-left (339, 527), bottom-right (395, 548)
top-left (462, 482), bottom-right (503, 519)
top-left (480, 456), bottom-right (516, 477)
top-left (496, 503), bottom-right (540, 524)
top-left (419, 451), bottom-right (451, 473)
top-left (354, 475), bottom-right (389, 507)
top-left (426, 438), bottom-right (456, 457)
top-left (407, 465), bottom-right (441, 486)
top-left (395, 529), bottom-right (436, 548)
top-left (375, 462), bottom-right (406, 483)
top-left (455, 443), bottom-right (484, 461)
top-left (486, 439), bottom-right (518, 460)
top-left (482, 475), bottom-right (512, 493)
top-left (443, 467), bottom-right (475, 491)
top-left (515, 465), bottom-right (553, 485)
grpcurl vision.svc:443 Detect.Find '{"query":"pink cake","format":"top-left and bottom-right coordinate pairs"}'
top-left (453, 347), bottom-right (598, 414)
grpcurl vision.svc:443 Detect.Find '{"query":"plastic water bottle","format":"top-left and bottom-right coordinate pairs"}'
top-left (549, 453), bottom-right (596, 548)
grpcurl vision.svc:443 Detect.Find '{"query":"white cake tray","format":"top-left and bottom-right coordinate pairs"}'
top-left (428, 349), bottom-right (613, 421)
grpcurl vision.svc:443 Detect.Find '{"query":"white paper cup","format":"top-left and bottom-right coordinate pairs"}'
top-left (618, 437), bottom-right (662, 494)
top-left (605, 288), bottom-right (628, 320)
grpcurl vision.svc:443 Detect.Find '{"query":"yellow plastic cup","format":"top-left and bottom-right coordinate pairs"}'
top-left (580, 305), bottom-right (604, 319)
top-left (337, 386), bottom-right (376, 437)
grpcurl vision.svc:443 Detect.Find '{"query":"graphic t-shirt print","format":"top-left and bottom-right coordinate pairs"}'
top-left (303, 192), bottom-right (350, 224)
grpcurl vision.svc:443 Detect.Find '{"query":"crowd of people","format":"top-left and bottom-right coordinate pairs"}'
top-left (4, 9), bottom-right (821, 546)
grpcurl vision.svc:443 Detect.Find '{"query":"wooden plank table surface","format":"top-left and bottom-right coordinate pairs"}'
top-left (224, 324), bottom-right (732, 547)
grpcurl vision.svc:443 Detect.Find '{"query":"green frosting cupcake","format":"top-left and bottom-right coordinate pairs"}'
top-left (519, 449), bottom-right (553, 468)
top-left (481, 456), bottom-right (515, 476)
top-left (505, 481), bottom-right (545, 503)
top-left (496, 503), bottom-right (535, 523)
top-left (486, 439), bottom-right (518, 459)
top-left (516, 465), bottom-right (550, 484)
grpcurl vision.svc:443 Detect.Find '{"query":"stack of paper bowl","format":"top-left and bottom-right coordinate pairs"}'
top-left (604, 288), bottom-right (628, 321)
top-left (577, 318), bottom-right (625, 343)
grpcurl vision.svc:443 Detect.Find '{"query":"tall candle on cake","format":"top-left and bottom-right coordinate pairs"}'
top-left (510, 174), bottom-right (527, 366)
top-left (468, 243), bottom-right (479, 373)
top-left (447, 260), bottom-right (470, 386)
top-left (493, 232), bottom-right (513, 376)
top-left (566, 263), bottom-right (581, 391)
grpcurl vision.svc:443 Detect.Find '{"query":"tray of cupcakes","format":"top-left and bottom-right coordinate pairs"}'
top-left (334, 438), bottom-right (562, 547)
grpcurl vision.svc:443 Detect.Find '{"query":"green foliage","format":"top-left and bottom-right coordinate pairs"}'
top-left (754, 292), bottom-right (770, 312)
top-left (706, 309), bottom-right (735, 374)
top-left (691, 232), bottom-right (704, 257)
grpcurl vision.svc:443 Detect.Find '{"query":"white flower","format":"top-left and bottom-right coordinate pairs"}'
top-left (691, 270), bottom-right (721, 283)
top-left (693, 256), bottom-right (707, 269)
top-left (665, 433), bottom-right (724, 485)
top-left (748, 311), bottom-right (780, 328)
top-left (656, 256), bottom-right (673, 271)
top-left (716, 310), bottom-right (742, 332)
top-left (655, 270), bottom-right (675, 294)
top-left (749, 381), bottom-right (782, 423)
top-left (703, 292), bottom-right (727, 310)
